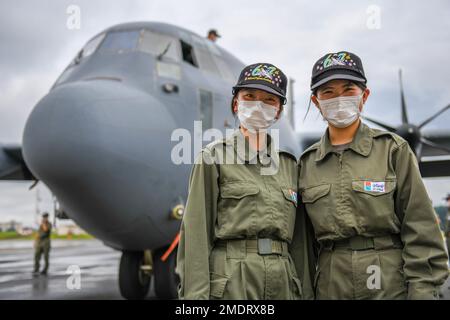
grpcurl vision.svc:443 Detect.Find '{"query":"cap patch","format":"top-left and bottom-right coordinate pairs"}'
top-left (316, 52), bottom-right (358, 71)
top-left (244, 64), bottom-right (283, 88)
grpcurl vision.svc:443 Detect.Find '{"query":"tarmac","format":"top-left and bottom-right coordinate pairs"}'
top-left (0, 239), bottom-right (156, 299)
top-left (0, 239), bottom-right (449, 300)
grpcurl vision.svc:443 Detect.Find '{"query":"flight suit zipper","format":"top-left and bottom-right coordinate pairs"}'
top-left (337, 152), bottom-right (343, 214)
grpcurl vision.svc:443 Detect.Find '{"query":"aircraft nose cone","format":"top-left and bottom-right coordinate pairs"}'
top-left (22, 80), bottom-right (180, 248)
top-left (24, 80), bottom-right (172, 181)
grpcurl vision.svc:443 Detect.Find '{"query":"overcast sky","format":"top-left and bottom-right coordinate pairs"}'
top-left (1, 0), bottom-right (450, 225)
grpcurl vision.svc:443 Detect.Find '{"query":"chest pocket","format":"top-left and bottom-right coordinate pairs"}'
top-left (302, 184), bottom-right (331, 203)
top-left (301, 184), bottom-right (334, 235)
top-left (217, 182), bottom-right (260, 234)
top-left (351, 179), bottom-right (400, 230)
top-left (221, 182), bottom-right (260, 199)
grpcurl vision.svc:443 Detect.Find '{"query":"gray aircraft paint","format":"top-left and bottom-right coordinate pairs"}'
top-left (21, 22), bottom-right (301, 251)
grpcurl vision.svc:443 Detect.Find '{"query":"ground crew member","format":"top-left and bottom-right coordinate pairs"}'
top-left (176, 63), bottom-right (315, 300)
top-left (207, 29), bottom-right (221, 42)
top-left (33, 212), bottom-right (52, 276)
top-left (297, 51), bottom-right (449, 299)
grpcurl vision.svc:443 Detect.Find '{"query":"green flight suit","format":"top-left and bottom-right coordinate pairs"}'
top-left (298, 122), bottom-right (449, 300)
top-left (34, 222), bottom-right (52, 273)
top-left (176, 128), bottom-right (315, 300)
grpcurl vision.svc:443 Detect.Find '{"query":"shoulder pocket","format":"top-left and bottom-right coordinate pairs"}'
top-left (351, 179), bottom-right (396, 197)
top-left (301, 184), bottom-right (331, 203)
top-left (220, 182), bottom-right (260, 199)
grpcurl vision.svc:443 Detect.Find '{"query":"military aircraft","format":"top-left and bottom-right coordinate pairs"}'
top-left (0, 22), bottom-right (301, 300)
top-left (1, 21), bottom-right (449, 300)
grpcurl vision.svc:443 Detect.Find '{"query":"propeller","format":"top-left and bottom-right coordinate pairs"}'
top-left (28, 179), bottom-right (39, 190)
top-left (363, 69), bottom-right (450, 160)
top-left (399, 69), bottom-right (409, 124)
top-left (420, 137), bottom-right (450, 154)
top-left (361, 116), bottom-right (396, 132)
top-left (418, 104), bottom-right (450, 129)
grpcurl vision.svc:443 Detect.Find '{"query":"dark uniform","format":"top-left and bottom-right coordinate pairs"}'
top-left (34, 219), bottom-right (52, 274)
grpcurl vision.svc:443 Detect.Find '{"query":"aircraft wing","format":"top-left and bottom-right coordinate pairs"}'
top-left (0, 144), bottom-right (34, 180)
top-left (419, 132), bottom-right (450, 177)
top-left (421, 132), bottom-right (450, 157)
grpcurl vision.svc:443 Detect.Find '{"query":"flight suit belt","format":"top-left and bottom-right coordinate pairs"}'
top-left (320, 234), bottom-right (403, 251)
top-left (215, 238), bottom-right (289, 257)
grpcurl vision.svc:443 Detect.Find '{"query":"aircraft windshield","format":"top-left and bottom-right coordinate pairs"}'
top-left (98, 30), bottom-right (141, 52)
top-left (93, 29), bottom-right (181, 62)
top-left (139, 30), bottom-right (180, 61)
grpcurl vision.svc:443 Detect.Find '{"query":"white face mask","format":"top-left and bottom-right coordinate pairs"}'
top-left (317, 94), bottom-right (363, 128)
top-left (237, 100), bottom-right (279, 132)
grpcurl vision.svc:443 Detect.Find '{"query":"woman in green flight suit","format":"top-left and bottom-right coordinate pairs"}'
top-left (176, 63), bottom-right (315, 300)
top-left (298, 51), bottom-right (449, 299)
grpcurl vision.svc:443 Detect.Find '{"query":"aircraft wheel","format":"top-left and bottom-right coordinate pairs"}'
top-left (119, 251), bottom-right (151, 300)
top-left (153, 246), bottom-right (179, 299)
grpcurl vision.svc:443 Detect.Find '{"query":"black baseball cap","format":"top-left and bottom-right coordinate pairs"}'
top-left (311, 51), bottom-right (367, 91)
top-left (208, 29), bottom-right (221, 38)
top-left (232, 63), bottom-right (287, 104)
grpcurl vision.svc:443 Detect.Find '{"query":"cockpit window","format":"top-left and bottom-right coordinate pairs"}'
top-left (139, 30), bottom-right (180, 62)
top-left (98, 30), bottom-right (140, 53)
top-left (181, 35), bottom-right (236, 82)
top-left (67, 33), bottom-right (105, 68)
top-left (82, 33), bottom-right (106, 57)
top-left (181, 40), bottom-right (197, 67)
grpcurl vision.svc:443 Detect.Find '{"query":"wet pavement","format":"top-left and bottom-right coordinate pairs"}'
top-left (0, 239), bottom-right (449, 300)
top-left (0, 239), bottom-right (156, 299)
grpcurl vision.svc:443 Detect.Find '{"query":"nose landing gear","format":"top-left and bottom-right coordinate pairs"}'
top-left (118, 250), bottom-right (152, 300)
top-left (118, 245), bottom-right (179, 300)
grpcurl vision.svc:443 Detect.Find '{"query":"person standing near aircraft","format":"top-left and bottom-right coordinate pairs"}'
top-left (33, 212), bottom-right (52, 276)
top-left (176, 63), bottom-right (315, 299)
top-left (297, 51), bottom-right (449, 299)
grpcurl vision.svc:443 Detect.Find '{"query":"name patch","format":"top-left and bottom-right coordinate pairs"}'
top-left (364, 181), bottom-right (385, 193)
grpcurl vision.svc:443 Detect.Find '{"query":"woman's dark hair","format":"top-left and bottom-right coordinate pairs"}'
top-left (230, 93), bottom-right (237, 116)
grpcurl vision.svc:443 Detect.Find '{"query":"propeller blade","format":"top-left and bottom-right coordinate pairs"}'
top-left (415, 141), bottom-right (423, 160)
top-left (361, 115), bottom-right (397, 132)
top-left (418, 104), bottom-right (450, 129)
top-left (399, 69), bottom-right (409, 124)
top-left (28, 179), bottom-right (39, 190)
top-left (420, 137), bottom-right (450, 154)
